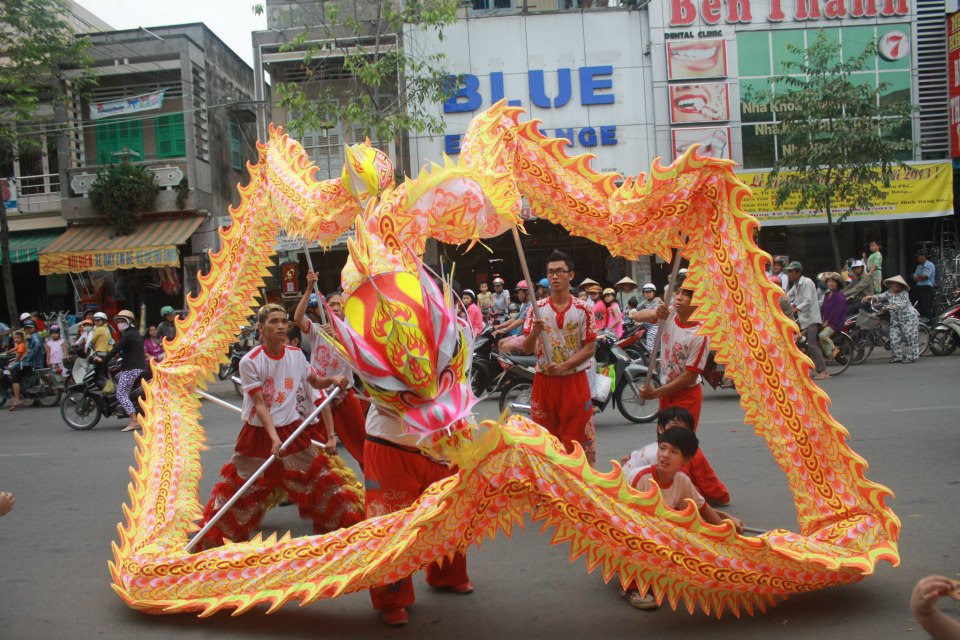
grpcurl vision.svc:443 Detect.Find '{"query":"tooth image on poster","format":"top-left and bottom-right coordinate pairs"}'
top-left (669, 83), bottom-right (730, 124)
top-left (666, 39), bottom-right (727, 80)
top-left (672, 127), bottom-right (731, 160)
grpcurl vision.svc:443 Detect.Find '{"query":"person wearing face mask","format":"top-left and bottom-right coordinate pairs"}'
top-left (97, 310), bottom-right (148, 432)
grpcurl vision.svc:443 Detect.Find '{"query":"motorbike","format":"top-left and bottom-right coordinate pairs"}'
top-left (218, 327), bottom-right (254, 396)
top-left (0, 353), bottom-right (63, 408)
top-left (928, 296), bottom-right (960, 356)
top-left (469, 324), bottom-right (498, 397)
top-left (60, 358), bottom-right (150, 430)
top-left (616, 320), bottom-right (649, 364)
top-left (497, 330), bottom-right (660, 424)
top-left (847, 299), bottom-right (930, 365)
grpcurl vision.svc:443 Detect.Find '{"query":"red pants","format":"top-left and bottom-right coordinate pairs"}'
top-left (659, 384), bottom-right (703, 429)
top-left (364, 437), bottom-right (469, 611)
top-left (197, 422), bottom-right (364, 550)
top-left (332, 391), bottom-right (366, 470)
top-left (531, 370), bottom-right (595, 465)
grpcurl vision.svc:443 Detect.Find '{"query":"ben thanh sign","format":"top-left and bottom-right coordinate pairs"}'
top-left (668, 0), bottom-right (909, 24)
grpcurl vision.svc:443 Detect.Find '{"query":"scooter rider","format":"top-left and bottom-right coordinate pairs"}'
top-left (90, 312), bottom-right (113, 388)
top-left (8, 320), bottom-right (45, 411)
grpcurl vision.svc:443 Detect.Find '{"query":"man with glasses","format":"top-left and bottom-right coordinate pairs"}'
top-left (523, 250), bottom-right (598, 465)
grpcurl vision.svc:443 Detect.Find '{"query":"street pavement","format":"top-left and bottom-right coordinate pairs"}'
top-left (0, 351), bottom-right (958, 639)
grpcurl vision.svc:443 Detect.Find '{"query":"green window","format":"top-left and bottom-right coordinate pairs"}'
top-left (772, 30), bottom-right (806, 75)
top-left (842, 26), bottom-right (876, 64)
top-left (155, 113), bottom-right (186, 158)
top-left (737, 31), bottom-right (771, 77)
top-left (741, 124), bottom-right (776, 169)
top-left (740, 78), bottom-right (774, 124)
top-left (229, 120), bottom-right (243, 171)
top-left (94, 118), bottom-right (144, 165)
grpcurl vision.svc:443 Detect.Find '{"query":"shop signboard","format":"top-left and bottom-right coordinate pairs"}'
top-left (405, 11), bottom-right (652, 176)
top-left (736, 161), bottom-right (953, 226)
top-left (949, 11), bottom-right (960, 158)
top-left (649, 0), bottom-right (916, 167)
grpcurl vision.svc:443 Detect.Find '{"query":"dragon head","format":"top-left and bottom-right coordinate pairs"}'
top-left (342, 140), bottom-right (394, 203)
top-left (329, 262), bottom-right (478, 440)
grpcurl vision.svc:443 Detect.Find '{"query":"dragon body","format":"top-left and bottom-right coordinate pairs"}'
top-left (110, 102), bottom-right (898, 618)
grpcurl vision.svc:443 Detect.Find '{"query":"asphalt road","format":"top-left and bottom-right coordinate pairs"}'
top-left (0, 352), bottom-right (958, 640)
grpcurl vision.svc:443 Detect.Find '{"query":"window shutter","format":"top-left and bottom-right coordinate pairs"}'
top-left (95, 119), bottom-right (143, 164)
top-left (155, 113), bottom-right (186, 159)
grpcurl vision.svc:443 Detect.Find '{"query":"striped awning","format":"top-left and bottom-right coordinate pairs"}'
top-left (39, 216), bottom-right (204, 275)
top-left (0, 231), bottom-right (64, 264)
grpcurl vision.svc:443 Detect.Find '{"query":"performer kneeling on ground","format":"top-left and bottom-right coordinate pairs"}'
top-left (621, 427), bottom-right (744, 610)
top-left (294, 270), bottom-right (368, 470)
top-left (620, 406), bottom-right (730, 506)
top-left (364, 405), bottom-right (473, 627)
top-left (522, 249), bottom-right (598, 466)
top-left (196, 304), bottom-right (363, 550)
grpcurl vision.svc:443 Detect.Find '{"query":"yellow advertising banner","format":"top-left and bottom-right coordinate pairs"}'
top-left (39, 246), bottom-right (180, 275)
top-left (735, 161), bottom-right (954, 227)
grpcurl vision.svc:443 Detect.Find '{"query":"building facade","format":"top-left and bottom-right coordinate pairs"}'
top-left (36, 23), bottom-right (260, 321)
top-left (408, 0), bottom-right (954, 291)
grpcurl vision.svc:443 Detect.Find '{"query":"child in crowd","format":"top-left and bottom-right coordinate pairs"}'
top-left (7, 330), bottom-right (26, 361)
top-left (621, 426), bottom-right (744, 610)
top-left (477, 282), bottom-right (493, 322)
top-left (911, 575), bottom-right (960, 639)
top-left (621, 407), bottom-right (730, 506)
top-left (45, 325), bottom-right (65, 377)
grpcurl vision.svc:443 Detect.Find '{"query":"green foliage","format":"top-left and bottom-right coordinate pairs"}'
top-left (745, 30), bottom-right (914, 268)
top-left (89, 163), bottom-right (159, 236)
top-left (0, 0), bottom-right (95, 147)
top-left (261, 0), bottom-right (458, 169)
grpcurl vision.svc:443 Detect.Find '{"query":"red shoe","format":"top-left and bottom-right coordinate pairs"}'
top-left (382, 608), bottom-right (408, 626)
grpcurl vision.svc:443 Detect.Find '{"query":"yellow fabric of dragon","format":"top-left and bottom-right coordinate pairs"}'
top-left (110, 104), bottom-right (898, 618)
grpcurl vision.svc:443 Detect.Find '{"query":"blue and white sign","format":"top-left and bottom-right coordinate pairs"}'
top-left (1, 178), bottom-right (16, 213)
top-left (405, 12), bottom-right (653, 176)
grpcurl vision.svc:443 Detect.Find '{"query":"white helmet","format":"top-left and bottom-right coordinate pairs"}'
top-left (642, 282), bottom-right (656, 292)
top-left (93, 311), bottom-right (109, 321)
top-left (19, 312), bottom-right (31, 321)
top-left (493, 277), bottom-right (505, 285)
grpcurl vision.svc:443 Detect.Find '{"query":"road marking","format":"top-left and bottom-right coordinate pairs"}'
top-left (0, 452), bottom-right (46, 458)
top-left (891, 405), bottom-right (960, 413)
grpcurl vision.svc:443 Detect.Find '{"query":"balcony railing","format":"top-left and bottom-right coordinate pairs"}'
top-left (9, 173), bottom-right (62, 214)
top-left (67, 159), bottom-right (187, 197)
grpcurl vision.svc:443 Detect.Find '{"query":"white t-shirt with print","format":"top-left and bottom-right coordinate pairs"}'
top-left (523, 296), bottom-right (597, 374)
top-left (240, 345), bottom-right (312, 427)
top-left (658, 311), bottom-right (709, 388)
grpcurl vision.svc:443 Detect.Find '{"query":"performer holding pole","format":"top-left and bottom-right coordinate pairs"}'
top-left (635, 241), bottom-right (687, 403)
top-left (294, 270), bottom-right (368, 470)
top-left (302, 240), bottom-right (328, 325)
top-left (191, 303), bottom-right (363, 552)
top-left (521, 249), bottom-right (598, 465)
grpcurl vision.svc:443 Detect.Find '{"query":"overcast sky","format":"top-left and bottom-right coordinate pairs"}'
top-left (75, 1), bottom-right (266, 66)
